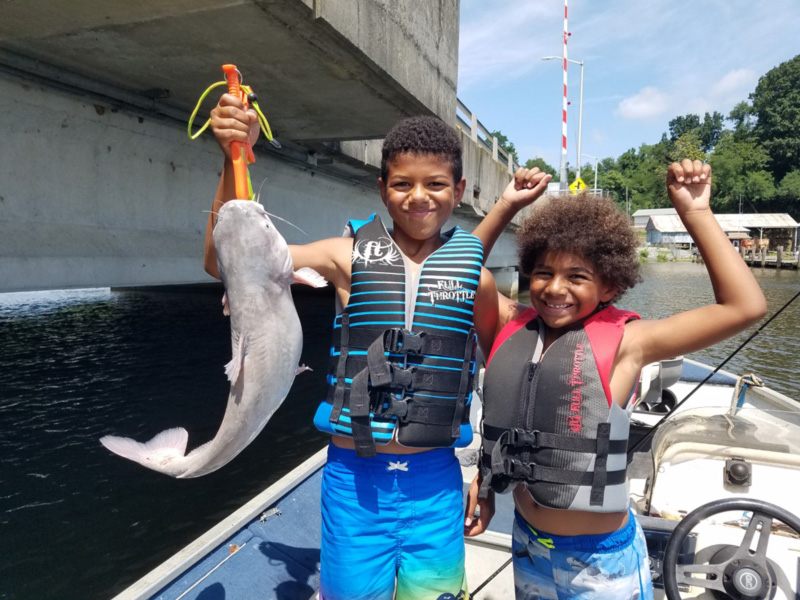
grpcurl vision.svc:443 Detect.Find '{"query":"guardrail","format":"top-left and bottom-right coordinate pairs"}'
top-left (456, 99), bottom-right (520, 175)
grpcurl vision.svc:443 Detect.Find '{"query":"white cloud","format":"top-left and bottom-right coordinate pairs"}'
top-left (709, 69), bottom-right (758, 100)
top-left (617, 87), bottom-right (669, 120)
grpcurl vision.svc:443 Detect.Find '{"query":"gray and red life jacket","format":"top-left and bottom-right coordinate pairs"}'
top-left (479, 305), bottom-right (639, 512)
top-left (313, 214), bottom-right (483, 457)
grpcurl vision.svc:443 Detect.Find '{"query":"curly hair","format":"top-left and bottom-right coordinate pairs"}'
top-left (517, 193), bottom-right (641, 302)
top-left (380, 115), bottom-right (463, 182)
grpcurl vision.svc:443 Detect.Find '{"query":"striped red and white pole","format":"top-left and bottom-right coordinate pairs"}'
top-left (559, 0), bottom-right (569, 189)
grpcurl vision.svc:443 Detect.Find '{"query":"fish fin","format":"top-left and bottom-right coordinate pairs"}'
top-left (222, 293), bottom-right (230, 316)
top-left (224, 334), bottom-right (247, 383)
top-left (295, 364), bottom-right (312, 376)
top-left (292, 267), bottom-right (328, 288)
top-left (99, 427), bottom-right (189, 468)
top-left (185, 440), bottom-right (213, 459)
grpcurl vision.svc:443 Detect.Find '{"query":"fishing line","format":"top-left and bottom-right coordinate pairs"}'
top-left (471, 556), bottom-right (513, 596)
top-left (627, 286), bottom-right (800, 460)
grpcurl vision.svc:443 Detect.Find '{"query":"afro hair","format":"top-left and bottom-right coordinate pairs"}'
top-left (517, 193), bottom-right (641, 302)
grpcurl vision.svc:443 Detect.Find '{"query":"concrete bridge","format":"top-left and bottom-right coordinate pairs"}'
top-left (0, 0), bottom-right (524, 295)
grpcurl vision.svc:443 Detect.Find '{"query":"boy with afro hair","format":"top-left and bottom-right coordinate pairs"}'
top-left (465, 161), bottom-right (766, 599)
top-left (204, 93), bottom-right (551, 600)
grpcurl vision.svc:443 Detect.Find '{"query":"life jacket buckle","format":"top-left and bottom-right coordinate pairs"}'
top-left (382, 394), bottom-right (410, 420)
top-left (502, 428), bottom-right (539, 448)
top-left (384, 328), bottom-right (424, 355)
top-left (389, 365), bottom-right (415, 391)
top-left (503, 457), bottom-right (530, 479)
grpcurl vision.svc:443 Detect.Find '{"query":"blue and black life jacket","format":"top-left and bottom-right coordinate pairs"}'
top-left (479, 305), bottom-right (640, 512)
top-left (313, 214), bottom-right (483, 457)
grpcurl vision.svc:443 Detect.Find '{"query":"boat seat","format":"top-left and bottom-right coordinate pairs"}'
top-left (634, 356), bottom-right (683, 414)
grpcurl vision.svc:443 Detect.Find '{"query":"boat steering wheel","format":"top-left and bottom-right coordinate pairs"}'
top-left (662, 498), bottom-right (800, 600)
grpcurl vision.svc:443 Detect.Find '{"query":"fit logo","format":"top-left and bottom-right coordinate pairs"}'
top-left (425, 279), bottom-right (476, 306)
top-left (352, 237), bottom-right (400, 266)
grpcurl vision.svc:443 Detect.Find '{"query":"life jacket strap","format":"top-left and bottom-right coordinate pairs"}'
top-left (482, 425), bottom-right (628, 454)
top-left (486, 424), bottom-right (625, 506)
top-left (500, 460), bottom-right (626, 487)
top-left (347, 329), bottom-right (397, 457)
top-left (329, 313), bottom-right (350, 424)
top-left (452, 328), bottom-right (476, 438)
top-left (341, 327), bottom-right (470, 359)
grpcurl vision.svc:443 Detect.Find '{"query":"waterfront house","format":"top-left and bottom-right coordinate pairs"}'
top-left (644, 210), bottom-right (799, 251)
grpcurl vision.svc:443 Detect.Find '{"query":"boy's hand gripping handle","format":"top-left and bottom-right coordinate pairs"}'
top-left (222, 64), bottom-right (251, 200)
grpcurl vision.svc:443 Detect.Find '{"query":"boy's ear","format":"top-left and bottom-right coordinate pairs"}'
top-left (453, 177), bottom-right (466, 207)
top-left (599, 283), bottom-right (617, 303)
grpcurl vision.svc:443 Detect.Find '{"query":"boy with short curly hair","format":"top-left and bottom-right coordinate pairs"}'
top-left (466, 161), bottom-right (767, 600)
top-left (204, 96), bottom-right (551, 599)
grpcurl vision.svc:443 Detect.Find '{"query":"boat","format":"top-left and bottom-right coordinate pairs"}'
top-left (111, 356), bottom-right (800, 600)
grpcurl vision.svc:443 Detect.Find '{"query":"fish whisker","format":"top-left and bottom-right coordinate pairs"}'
top-left (265, 211), bottom-right (308, 237)
top-left (254, 178), bottom-right (269, 206)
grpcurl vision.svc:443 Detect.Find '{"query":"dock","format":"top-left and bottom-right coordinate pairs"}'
top-left (740, 247), bottom-right (799, 270)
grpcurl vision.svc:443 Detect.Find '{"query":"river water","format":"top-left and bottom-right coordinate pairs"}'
top-left (1, 263), bottom-right (798, 600)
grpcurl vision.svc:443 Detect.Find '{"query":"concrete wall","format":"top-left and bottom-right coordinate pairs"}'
top-left (312, 0), bottom-right (459, 122)
top-left (0, 75), bottom-right (519, 294)
top-left (0, 76), bottom-right (373, 292)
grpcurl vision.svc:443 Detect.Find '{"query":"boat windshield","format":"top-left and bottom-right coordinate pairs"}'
top-left (651, 404), bottom-right (800, 464)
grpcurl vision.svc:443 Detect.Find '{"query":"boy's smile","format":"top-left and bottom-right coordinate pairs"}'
top-left (529, 251), bottom-right (616, 331)
top-left (379, 153), bottom-right (465, 244)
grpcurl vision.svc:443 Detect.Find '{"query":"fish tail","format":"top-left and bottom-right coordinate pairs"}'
top-left (100, 427), bottom-right (189, 475)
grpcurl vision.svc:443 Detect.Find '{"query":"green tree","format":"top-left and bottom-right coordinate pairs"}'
top-left (744, 171), bottom-right (777, 207)
top-left (668, 112), bottom-right (723, 152)
top-left (698, 111), bottom-right (725, 152)
top-left (524, 157), bottom-right (557, 178)
top-left (668, 114), bottom-right (701, 140)
top-left (728, 101), bottom-right (756, 140)
top-left (598, 169), bottom-right (628, 203)
top-left (670, 131), bottom-right (707, 163)
top-left (617, 148), bottom-right (639, 177)
top-left (777, 170), bottom-right (800, 218)
top-left (751, 54), bottom-right (800, 181)
top-left (490, 130), bottom-right (519, 163)
top-left (778, 170), bottom-right (800, 197)
top-left (708, 130), bottom-right (773, 212)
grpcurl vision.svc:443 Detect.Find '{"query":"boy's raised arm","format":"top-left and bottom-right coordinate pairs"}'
top-left (625, 160), bottom-right (767, 366)
top-left (203, 93), bottom-right (261, 279)
top-left (472, 167), bottom-right (551, 261)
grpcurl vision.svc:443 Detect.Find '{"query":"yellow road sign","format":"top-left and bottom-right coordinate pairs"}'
top-left (569, 177), bottom-right (587, 193)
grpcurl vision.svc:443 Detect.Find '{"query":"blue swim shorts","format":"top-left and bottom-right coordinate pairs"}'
top-left (319, 443), bottom-right (467, 600)
top-left (512, 510), bottom-right (653, 600)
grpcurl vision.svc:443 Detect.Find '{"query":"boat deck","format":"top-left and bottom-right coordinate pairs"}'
top-left (118, 444), bottom-right (517, 600)
top-left (117, 358), bottom-right (799, 600)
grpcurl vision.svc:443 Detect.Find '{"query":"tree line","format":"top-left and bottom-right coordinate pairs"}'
top-left (495, 53), bottom-right (800, 219)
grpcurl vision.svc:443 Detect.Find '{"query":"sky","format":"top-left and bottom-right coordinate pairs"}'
top-left (457, 0), bottom-right (800, 178)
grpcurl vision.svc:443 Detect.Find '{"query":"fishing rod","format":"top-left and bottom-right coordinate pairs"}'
top-left (627, 286), bottom-right (800, 460)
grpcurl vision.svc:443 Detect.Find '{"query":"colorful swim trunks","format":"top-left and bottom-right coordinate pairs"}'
top-left (511, 510), bottom-right (653, 600)
top-left (319, 443), bottom-right (468, 600)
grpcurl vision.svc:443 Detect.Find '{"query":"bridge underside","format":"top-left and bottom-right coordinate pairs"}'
top-left (1, 0), bottom-right (457, 141)
top-left (0, 0), bottom-right (520, 294)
